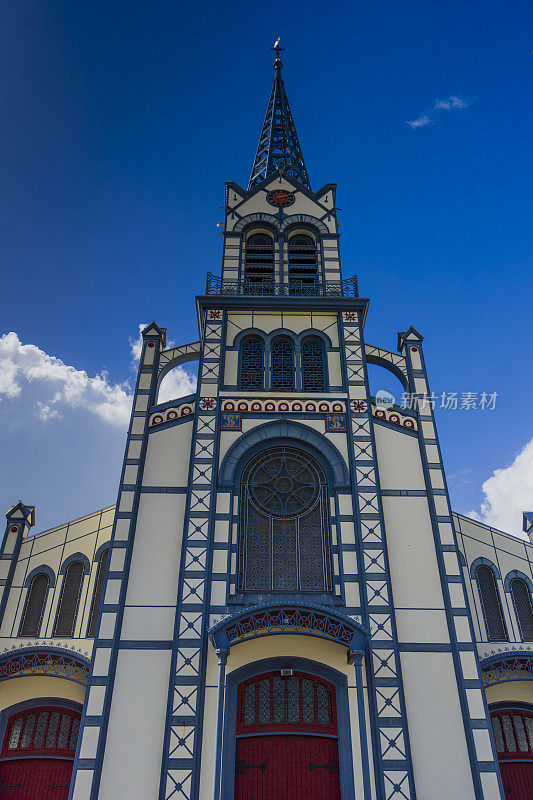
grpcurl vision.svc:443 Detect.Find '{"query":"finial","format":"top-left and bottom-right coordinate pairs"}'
top-left (271, 36), bottom-right (285, 70)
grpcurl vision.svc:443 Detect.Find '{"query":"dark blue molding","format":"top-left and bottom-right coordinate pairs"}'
top-left (232, 328), bottom-right (268, 348)
top-left (280, 215), bottom-right (329, 235)
top-left (220, 656), bottom-right (356, 800)
top-left (59, 553), bottom-right (91, 575)
top-left (149, 393), bottom-right (197, 414)
top-left (0, 646), bottom-right (90, 684)
top-left (218, 420), bottom-right (350, 489)
top-left (470, 557), bottom-right (502, 581)
top-left (504, 570), bottom-right (533, 594)
top-left (24, 564), bottom-right (56, 588)
top-left (233, 213), bottom-right (279, 233)
top-left (365, 353), bottom-right (409, 391)
top-left (93, 542), bottom-right (111, 563)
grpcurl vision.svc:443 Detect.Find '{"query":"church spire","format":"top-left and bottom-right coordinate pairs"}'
top-left (248, 41), bottom-right (311, 191)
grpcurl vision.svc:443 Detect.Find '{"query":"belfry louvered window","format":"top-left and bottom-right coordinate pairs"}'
top-left (244, 233), bottom-right (274, 293)
top-left (510, 578), bottom-right (533, 641)
top-left (288, 234), bottom-right (318, 294)
top-left (53, 561), bottom-right (84, 638)
top-left (87, 549), bottom-right (109, 638)
top-left (240, 336), bottom-right (264, 391)
top-left (301, 336), bottom-right (326, 392)
top-left (238, 446), bottom-right (333, 593)
top-left (271, 336), bottom-right (295, 391)
top-left (477, 565), bottom-right (508, 642)
top-left (19, 574), bottom-right (49, 637)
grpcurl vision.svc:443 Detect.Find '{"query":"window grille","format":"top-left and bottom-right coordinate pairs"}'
top-left (87, 549), bottom-right (109, 638)
top-left (240, 336), bottom-right (264, 391)
top-left (53, 561), bottom-right (84, 638)
top-left (237, 671), bottom-right (337, 735)
top-left (19, 573), bottom-right (49, 637)
top-left (271, 336), bottom-right (295, 392)
top-left (477, 565), bottom-right (508, 642)
top-left (244, 233), bottom-right (274, 293)
top-left (301, 336), bottom-right (326, 392)
top-left (2, 706), bottom-right (80, 757)
top-left (238, 446), bottom-right (333, 592)
top-left (510, 578), bottom-right (533, 641)
top-left (288, 234), bottom-right (318, 294)
top-left (490, 709), bottom-right (533, 759)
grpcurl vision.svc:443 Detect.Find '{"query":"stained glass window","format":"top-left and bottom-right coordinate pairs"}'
top-left (302, 679), bottom-right (315, 723)
top-left (8, 718), bottom-right (23, 749)
top-left (87, 549), bottom-right (109, 638)
top-left (69, 717), bottom-right (80, 751)
top-left (238, 446), bottom-right (333, 593)
top-left (514, 715), bottom-right (529, 752)
top-left (301, 337), bottom-right (326, 392)
top-left (33, 712), bottom-right (49, 749)
top-left (526, 716), bottom-right (533, 750)
top-left (477, 566), bottom-right (508, 642)
top-left (272, 677), bottom-right (285, 723)
top-left (491, 717), bottom-right (504, 752)
top-left (271, 336), bottom-right (294, 391)
top-left (317, 683), bottom-right (330, 725)
top-left (243, 684), bottom-right (255, 725)
top-left (21, 715), bottom-right (36, 748)
top-left (510, 578), bottom-right (533, 641)
top-left (45, 712), bottom-right (60, 748)
top-left (240, 336), bottom-right (264, 391)
top-left (19, 573), bottom-right (49, 637)
top-left (258, 679), bottom-right (270, 724)
top-left (57, 714), bottom-right (72, 749)
top-left (287, 677), bottom-right (300, 723)
top-left (53, 561), bottom-right (84, 638)
top-left (502, 715), bottom-right (517, 751)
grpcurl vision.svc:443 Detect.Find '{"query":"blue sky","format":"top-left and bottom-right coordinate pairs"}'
top-left (1, 0), bottom-right (532, 534)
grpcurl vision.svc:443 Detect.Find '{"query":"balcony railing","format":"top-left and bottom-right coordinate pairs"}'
top-left (205, 273), bottom-right (358, 298)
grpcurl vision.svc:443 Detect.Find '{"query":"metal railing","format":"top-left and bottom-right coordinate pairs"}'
top-left (205, 273), bottom-right (358, 298)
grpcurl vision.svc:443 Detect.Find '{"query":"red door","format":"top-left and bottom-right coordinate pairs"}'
top-left (490, 708), bottom-right (533, 800)
top-left (235, 671), bottom-right (341, 800)
top-left (0, 706), bottom-right (81, 800)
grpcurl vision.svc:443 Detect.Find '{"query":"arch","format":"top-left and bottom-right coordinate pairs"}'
top-left (19, 573), bottom-right (50, 638)
top-left (301, 335), bottom-right (327, 392)
top-left (0, 647), bottom-right (90, 685)
top-left (157, 341), bottom-right (201, 386)
top-left (279, 214), bottom-right (329, 235)
top-left (233, 213), bottom-right (280, 233)
top-left (505, 571), bottom-right (533, 594)
top-left (475, 563), bottom-right (508, 642)
top-left (94, 541), bottom-right (112, 563)
top-left (238, 334), bottom-right (265, 391)
top-left (219, 420), bottom-right (350, 489)
top-left (288, 232), bottom-right (319, 294)
top-left (481, 651), bottom-right (533, 687)
top-left (271, 335), bottom-right (295, 391)
top-left (59, 552), bottom-right (90, 575)
top-left (210, 602), bottom-right (368, 655)
top-left (244, 230), bottom-right (275, 291)
top-left (364, 344), bottom-right (409, 391)
top-left (24, 565), bottom-right (56, 589)
top-left (87, 547), bottom-right (109, 638)
top-left (297, 328), bottom-right (333, 349)
top-left (470, 556), bottom-right (502, 581)
top-left (53, 561), bottom-right (84, 638)
top-left (221, 656), bottom-right (357, 800)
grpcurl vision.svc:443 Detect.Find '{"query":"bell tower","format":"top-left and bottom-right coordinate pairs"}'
top-left (68, 48), bottom-right (504, 800)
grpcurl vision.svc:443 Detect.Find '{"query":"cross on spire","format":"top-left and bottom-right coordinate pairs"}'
top-left (248, 39), bottom-right (310, 191)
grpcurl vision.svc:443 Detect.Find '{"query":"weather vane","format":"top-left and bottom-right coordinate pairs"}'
top-left (271, 36), bottom-right (285, 69)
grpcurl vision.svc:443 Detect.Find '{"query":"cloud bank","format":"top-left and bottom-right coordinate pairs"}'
top-left (407, 95), bottom-right (470, 129)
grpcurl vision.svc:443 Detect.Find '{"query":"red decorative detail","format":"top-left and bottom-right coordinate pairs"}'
top-left (265, 402), bottom-right (275, 412)
top-left (224, 402), bottom-right (235, 411)
top-left (166, 410), bottom-right (178, 420)
top-left (318, 403), bottom-right (329, 412)
top-left (403, 419), bottom-right (415, 429)
top-left (291, 402), bottom-right (303, 411)
top-left (251, 402), bottom-right (262, 411)
top-left (374, 409), bottom-right (386, 419)
top-left (490, 708), bottom-right (533, 800)
top-left (278, 402), bottom-right (289, 411)
top-left (0, 705), bottom-right (81, 800)
top-left (411, 346), bottom-right (418, 352)
top-left (305, 403), bottom-right (317, 412)
top-left (350, 400), bottom-right (367, 412)
top-left (235, 671), bottom-right (340, 800)
top-left (147, 342), bottom-right (155, 348)
top-left (152, 415), bottom-right (164, 425)
top-left (331, 403), bottom-right (343, 412)
top-left (237, 402), bottom-right (249, 411)
top-left (266, 189), bottom-right (295, 208)
top-left (9, 526), bottom-right (17, 533)
top-left (208, 310), bottom-right (222, 319)
top-left (388, 414), bottom-right (400, 424)
top-left (343, 312), bottom-right (357, 322)
top-left (199, 398), bottom-right (216, 410)
top-left (180, 406), bottom-right (193, 416)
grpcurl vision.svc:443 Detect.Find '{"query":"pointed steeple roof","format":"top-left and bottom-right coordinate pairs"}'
top-left (248, 49), bottom-right (310, 191)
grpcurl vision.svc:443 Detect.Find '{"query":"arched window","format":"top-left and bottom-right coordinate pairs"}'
top-left (511, 578), bottom-right (533, 641)
top-left (87, 549), bottom-right (109, 638)
top-left (490, 707), bottom-right (533, 791)
top-left (244, 233), bottom-right (274, 293)
top-left (288, 234), bottom-right (318, 295)
top-left (53, 561), bottom-right (84, 638)
top-left (301, 336), bottom-right (326, 392)
top-left (477, 565), bottom-right (508, 642)
top-left (238, 446), bottom-right (333, 592)
top-left (239, 335), bottom-right (264, 391)
top-left (19, 574), bottom-right (49, 637)
top-left (271, 336), bottom-right (295, 391)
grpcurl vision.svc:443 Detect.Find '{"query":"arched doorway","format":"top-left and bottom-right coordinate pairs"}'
top-left (0, 705), bottom-right (81, 799)
top-left (490, 706), bottom-right (533, 799)
top-left (235, 669), bottom-right (341, 800)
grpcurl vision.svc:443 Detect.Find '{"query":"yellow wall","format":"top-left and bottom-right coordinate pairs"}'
top-left (485, 680), bottom-right (533, 706)
top-left (0, 676), bottom-right (85, 712)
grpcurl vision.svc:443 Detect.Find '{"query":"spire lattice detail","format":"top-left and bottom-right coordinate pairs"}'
top-left (248, 52), bottom-right (310, 191)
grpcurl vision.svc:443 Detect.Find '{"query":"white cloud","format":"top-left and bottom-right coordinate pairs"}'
top-left (468, 437), bottom-right (533, 536)
top-left (407, 114), bottom-right (433, 129)
top-left (0, 331), bottom-right (132, 426)
top-left (434, 95), bottom-right (469, 111)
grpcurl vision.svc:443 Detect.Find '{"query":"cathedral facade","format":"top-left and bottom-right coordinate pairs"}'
top-left (1, 54), bottom-right (533, 800)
